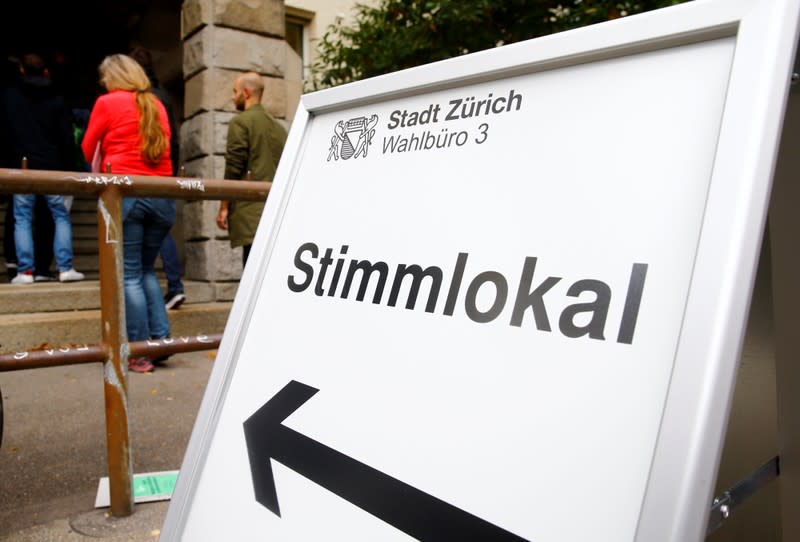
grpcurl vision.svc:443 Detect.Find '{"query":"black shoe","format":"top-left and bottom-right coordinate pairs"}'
top-left (34, 272), bottom-right (57, 282)
top-left (164, 291), bottom-right (186, 310)
top-left (151, 335), bottom-right (171, 365)
top-left (152, 354), bottom-right (171, 366)
top-left (6, 262), bottom-right (17, 280)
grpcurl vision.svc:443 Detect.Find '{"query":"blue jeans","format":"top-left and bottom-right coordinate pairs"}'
top-left (160, 231), bottom-right (183, 293)
top-left (123, 198), bottom-right (176, 342)
top-left (13, 194), bottom-right (72, 273)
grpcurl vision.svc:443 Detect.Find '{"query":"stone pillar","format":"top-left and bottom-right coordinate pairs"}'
top-left (180, 0), bottom-right (292, 300)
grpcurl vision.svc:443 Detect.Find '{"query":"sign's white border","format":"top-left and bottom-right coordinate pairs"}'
top-left (163, 1), bottom-right (800, 540)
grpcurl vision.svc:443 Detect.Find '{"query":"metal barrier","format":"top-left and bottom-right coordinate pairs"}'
top-left (0, 166), bottom-right (268, 517)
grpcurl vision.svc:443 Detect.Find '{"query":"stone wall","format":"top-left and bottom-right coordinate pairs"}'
top-left (180, 0), bottom-right (299, 298)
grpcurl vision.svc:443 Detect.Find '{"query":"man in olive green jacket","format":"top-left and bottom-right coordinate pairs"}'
top-left (216, 72), bottom-right (287, 265)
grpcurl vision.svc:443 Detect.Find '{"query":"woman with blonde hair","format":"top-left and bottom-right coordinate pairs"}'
top-left (82, 54), bottom-right (174, 373)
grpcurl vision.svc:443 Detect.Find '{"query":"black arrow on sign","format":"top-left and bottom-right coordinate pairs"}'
top-left (243, 380), bottom-right (528, 541)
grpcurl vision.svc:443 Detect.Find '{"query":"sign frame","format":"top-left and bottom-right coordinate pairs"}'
top-left (163, 1), bottom-right (800, 540)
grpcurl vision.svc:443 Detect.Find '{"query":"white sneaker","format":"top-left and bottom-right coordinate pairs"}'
top-left (59, 268), bottom-right (85, 282)
top-left (11, 272), bottom-right (34, 284)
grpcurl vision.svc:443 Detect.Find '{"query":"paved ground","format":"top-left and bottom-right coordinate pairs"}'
top-left (0, 350), bottom-right (215, 540)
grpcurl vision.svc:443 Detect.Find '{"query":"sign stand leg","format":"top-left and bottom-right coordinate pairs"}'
top-left (767, 78), bottom-right (800, 542)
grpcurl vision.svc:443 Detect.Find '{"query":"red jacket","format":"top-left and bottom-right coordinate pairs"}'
top-left (82, 90), bottom-right (172, 176)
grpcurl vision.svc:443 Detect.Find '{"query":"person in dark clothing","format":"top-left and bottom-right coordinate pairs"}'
top-left (130, 47), bottom-right (185, 309)
top-left (0, 53), bottom-right (84, 283)
top-left (1, 56), bottom-right (57, 281)
top-left (2, 55), bottom-right (75, 173)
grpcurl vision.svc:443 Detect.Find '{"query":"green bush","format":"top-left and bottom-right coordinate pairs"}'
top-left (309, 0), bottom-right (689, 90)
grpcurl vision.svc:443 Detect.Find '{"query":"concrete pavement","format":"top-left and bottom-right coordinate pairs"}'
top-left (0, 350), bottom-right (215, 540)
top-left (0, 503), bottom-right (167, 542)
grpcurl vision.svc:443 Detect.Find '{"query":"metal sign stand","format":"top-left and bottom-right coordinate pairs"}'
top-left (766, 66), bottom-right (800, 542)
top-left (706, 456), bottom-right (780, 536)
top-left (712, 59), bottom-right (800, 542)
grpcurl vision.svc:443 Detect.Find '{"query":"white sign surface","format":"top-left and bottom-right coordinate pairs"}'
top-left (163, 2), bottom-right (800, 541)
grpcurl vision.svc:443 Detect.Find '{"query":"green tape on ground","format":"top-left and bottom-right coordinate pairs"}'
top-left (132, 471), bottom-right (179, 499)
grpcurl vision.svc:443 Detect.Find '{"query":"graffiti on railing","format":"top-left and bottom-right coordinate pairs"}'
top-left (177, 179), bottom-right (206, 192)
top-left (9, 335), bottom-right (216, 360)
top-left (70, 175), bottom-right (134, 186)
top-left (145, 335), bottom-right (215, 346)
top-left (98, 199), bottom-right (119, 244)
top-left (12, 345), bottom-right (91, 360)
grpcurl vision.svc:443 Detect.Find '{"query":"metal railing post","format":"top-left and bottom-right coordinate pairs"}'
top-left (0, 165), bottom-right (272, 517)
top-left (97, 172), bottom-right (133, 517)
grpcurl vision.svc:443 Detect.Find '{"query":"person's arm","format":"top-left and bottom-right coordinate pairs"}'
top-left (81, 97), bottom-right (109, 164)
top-left (224, 117), bottom-right (248, 181)
top-left (165, 99), bottom-right (180, 176)
top-left (217, 117), bottom-right (247, 229)
top-left (55, 97), bottom-right (78, 171)
top-left (216, 200), bottom-right (229, 230)
top-left (0, 89), bottom-right (12, 168)
top-left (155, 89), bottom-right (180, 176)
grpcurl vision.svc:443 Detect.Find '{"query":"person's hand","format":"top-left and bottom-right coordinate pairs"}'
top-left (216, 207), bottom-right (228, 230)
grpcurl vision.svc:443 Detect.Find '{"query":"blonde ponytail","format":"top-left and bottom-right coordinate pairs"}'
top-left (136, 90), bottom-right (168, 164)
top-left (99, 54), bottom-right (169, 165)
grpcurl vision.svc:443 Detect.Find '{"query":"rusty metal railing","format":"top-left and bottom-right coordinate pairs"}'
top-left (0, 334), bottom-right (222, 370)
top-left (0, 166), bottom-right (268, 517)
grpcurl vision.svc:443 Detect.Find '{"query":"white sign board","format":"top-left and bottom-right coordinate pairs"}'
top-left (163, 2), bottom-right (800, 541)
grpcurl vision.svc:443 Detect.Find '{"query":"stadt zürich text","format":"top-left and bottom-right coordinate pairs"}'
top-left (382, 89), bottom-right (523, 154)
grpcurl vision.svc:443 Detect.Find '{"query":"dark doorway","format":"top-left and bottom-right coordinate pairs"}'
top-left (0, 1), bottom-right (185, 278)
top-left (0, 0), bottom-right (183, 111)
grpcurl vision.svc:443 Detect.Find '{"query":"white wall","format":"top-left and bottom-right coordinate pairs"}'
top-left (286, 0), bottom-right (378, 68)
